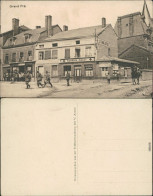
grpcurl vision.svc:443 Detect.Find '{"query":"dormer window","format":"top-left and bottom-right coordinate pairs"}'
top-left (24, 33), bottom-right (32, 43)
top-left (9, 37), bottom-right (16, 45)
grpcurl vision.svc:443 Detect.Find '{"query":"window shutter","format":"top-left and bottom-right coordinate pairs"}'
top-left (65, 49), bottom-right (70, 59)
top-left (45, 50), bottom-right (51, 60)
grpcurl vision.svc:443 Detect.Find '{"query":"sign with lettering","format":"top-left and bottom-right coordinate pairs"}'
top-left (60, 57), bottom-right (95, 63)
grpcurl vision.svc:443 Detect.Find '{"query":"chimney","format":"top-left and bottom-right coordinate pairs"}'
top-left (102, 17), bottom-right (106, 28)
top-left (36, 26), bottom-right (41, 29)
top-left (12, 18), bottom-right (19, 36)
top-left (45, 15), bottom-right (52, 36)
top-left (63, 25), bottom-right (68, 31)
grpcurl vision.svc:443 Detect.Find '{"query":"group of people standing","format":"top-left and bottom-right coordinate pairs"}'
top-left (24, 70), bottom-right (53, 89)
top-left (131, 66), bottom-right (142, 85)
top-left (3, 70), bottom-right (24, 81)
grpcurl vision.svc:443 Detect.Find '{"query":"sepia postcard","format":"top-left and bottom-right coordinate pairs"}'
top-left (0, 0), bottom-right (152, 196)
top-left (0, 0), bottom-right (152, 98)
top-left (1, 98), bottom-right (152, 195)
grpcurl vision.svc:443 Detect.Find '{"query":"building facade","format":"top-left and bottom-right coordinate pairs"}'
top-left (0, 18), bottom-right (30, 80)
top-left (114, 0), bottom-right (153, 69)
top-left (2, 16), bottom-right (62, 80)
top-left (35, 18), bottom-right (138, 81)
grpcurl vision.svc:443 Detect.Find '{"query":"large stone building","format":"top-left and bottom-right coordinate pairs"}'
top-left (35, 18), bottom-right (138, 81)
top-left (0, 18), bottom-right (30, 80)
top-left (114, 0), bottom-right (153, 69)
top-left (2, 16), bottom-right (62, 79)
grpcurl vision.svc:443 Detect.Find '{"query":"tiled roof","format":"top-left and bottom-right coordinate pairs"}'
top-left (118, 12), bottom-right (141, 19)
top-left (0, 25), bottom-right (30, 36)
top-left (45, 24), bottom-right (110, 41)
top-left (4, 25), bottom-right (58, 47)
top-left (119, 44), bottom-right (153, 56)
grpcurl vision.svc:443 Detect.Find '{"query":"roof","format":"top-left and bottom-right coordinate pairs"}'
top-left (119, 44), bottom-right (153, 56)
top-left (3, 25), bottom-right (58, 47)
top-left (45, 24), bottom-right (110, 41)
top-left (0, 25), bottom-right (30, 36)
top-left (97, 56), bottom-right (139, 64)
top-left (118, 12), bottom-right (141, 19)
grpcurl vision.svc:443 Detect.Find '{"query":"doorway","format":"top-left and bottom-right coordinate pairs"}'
top-left (74, 65), bottom-right (82, 82)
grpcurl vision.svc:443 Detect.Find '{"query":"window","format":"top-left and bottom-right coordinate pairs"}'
top-left (38, 51), bottom-right (44, 60)
top-left (52, 43), bottom-right (58, 47)
top-left (76, 40), bottom-right (80, 44)
top-left (39, 44), bottom-right (44, 48)
top-left (52, 50), bottom-right (58, 59)
top-left (20, 52), bottom-right (24, 58)
top-left (27, 51), bottom-right (32, 61)
top-left (4, 54), bottom-right (9, 64)
top-left (85, 65), bottom-right (93, 76)
top-left (12, 53), bottom-right (16, 62)
top-left (9, 37), bottom-right (16, 45)
top-left (86, 70), bottom-right (93, 76)
top-left (19, 52), bottom-right (24, 62)
top-left (28, 51), bottom-right (32, 56)
top-left (52, 65), bottom-right (58, 76)
top-left (65, 48), bottom-right (70, 59)
top-left (75, 48), bottom-right (80, 58)
top-left (25, 34), bottom-right (32, 43)
top-left (85, 46), bottom-right (92, 57)
top-left (44, 50), bottom-right (51, 60)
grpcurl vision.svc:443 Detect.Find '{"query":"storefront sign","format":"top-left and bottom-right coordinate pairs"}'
top-left (60, 57), bottom-right (95, 63)
top-left (85, 65), bottom-right (93, 70)
top-left (99, 62), bottom-right (111, 67)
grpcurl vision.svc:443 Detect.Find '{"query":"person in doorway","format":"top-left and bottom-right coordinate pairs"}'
top-left (106, 72), bottom-right (111, 84)
top-left (66, 71), bottom-right (70, 86)
top-left (36, 71), bottom-right (43, 88)
top-left (24, 71), bottom-right (31, 89)
top-left (44, 71), bottom-right (53, 88)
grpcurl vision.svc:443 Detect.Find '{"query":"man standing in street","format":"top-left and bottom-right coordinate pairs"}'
top-left (66, 71), bottom-right (70, 86)
top-left (106, 72), bottom-right (111, 84)
top-left (36, 70), bottom-right (43, 88)
top-left (44, 71), bottom-right (53, 88)
top-left (24, 71), bottom-right (31, 89)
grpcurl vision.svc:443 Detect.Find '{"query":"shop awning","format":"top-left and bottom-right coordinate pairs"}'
top-left (97, 56), bottom-right (139, 65)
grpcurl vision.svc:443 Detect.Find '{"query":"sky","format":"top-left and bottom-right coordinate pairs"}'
top-left (1, 0), bottom-right (153, 33)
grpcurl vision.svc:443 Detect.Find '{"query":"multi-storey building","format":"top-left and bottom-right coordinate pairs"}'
top-left (2, 16), bottom-right (62, 79)
top-left (35, 18), bottom-right (138, 81)
top-left (0, 18), bottom-right (30, 80)
top-left (114, 0), bottom-right (153, 69)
